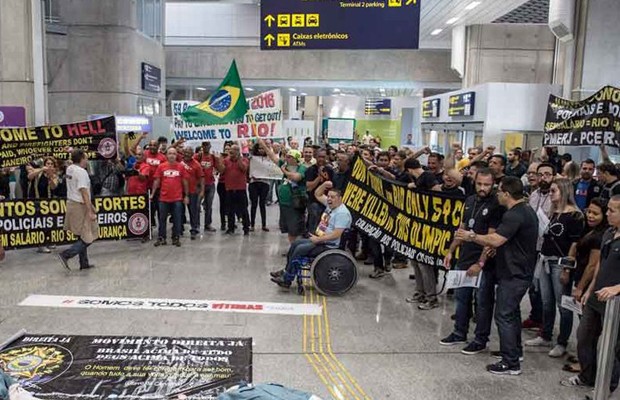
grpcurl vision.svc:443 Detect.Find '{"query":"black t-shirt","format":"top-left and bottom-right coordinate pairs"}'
top-left (462, 175), bottom-right (475, 196)
top-left (574, 227), bottom-right (605, 284)
top-left (601, 180), bottom-right (620, 204)
top-left (416, 171), bottom-right (437, 190)
top-left (389, 167), bottom-right (411, 184)
top-left (541, 211), bottom-right (584, 257)
top-left (441, 185), bottom-right (465, 196)
top-left (506, 162), bottom-right (527, 179)
top-left (332, 169), bottom-right (349, 192)
top-left (434, 171), bottom-right (444, 185)
top-left (456, 194), bottom-right (503, 269)
top-left (495, 202), bottom-right (539, 280)
top-left (305, 164), bottom-right (334, 204)
top-left (588, 228), bottom-right (620, 312)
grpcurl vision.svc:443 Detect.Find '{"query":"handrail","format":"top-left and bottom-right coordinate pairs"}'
top-left (593, 295), bottom-right (620, 400)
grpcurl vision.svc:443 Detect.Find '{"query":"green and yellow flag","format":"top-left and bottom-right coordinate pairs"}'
top-left (181, 60), bottom-right (248, 125)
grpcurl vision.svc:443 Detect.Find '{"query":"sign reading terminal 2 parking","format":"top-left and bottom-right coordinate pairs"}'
top-left (261, 0), bottom-right (421, 50)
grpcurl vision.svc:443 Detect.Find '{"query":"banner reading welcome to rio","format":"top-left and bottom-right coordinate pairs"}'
top-left (0, 194), bottom-right (149, 249)
top-left (0, 116), bottom-right (117, 168)
top-left (343, 156), bottom-right (465, 267)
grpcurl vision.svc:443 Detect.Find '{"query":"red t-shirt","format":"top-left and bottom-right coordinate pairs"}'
top-left (194, 153), bottom-right (215, 186)
top-left (144, 151), bottom-right (167, 188)
top-left (223, 157), bottom-right (249, 191)
top-left (126, 161), bottom-right (150, 195)
top-left (182, 159), bottom-right (204, 194)
top-left (154, 162), bottom-right (188, 202)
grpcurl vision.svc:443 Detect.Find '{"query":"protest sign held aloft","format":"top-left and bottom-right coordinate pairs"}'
top-left (544, 85), bottom-right (620, 147)
top-left (0, 334), bottom-right (252, 399)
top-left (343, 156), bottom-right (465, 268)
top-left (0, 116), bottom-right (117, 168)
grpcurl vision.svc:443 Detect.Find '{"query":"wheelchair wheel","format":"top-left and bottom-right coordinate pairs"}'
top-left (310, 249), bottom-right (357, 296)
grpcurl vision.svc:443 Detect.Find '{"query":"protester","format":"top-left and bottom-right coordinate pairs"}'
top-left (305, 148), bottom-right (334, 233)
top-left (332, 152), bottom-right (351, 192)
top-left (248, 143), bottom-right (271, 232)
top-left (506, 149), bottom-right (527, 178)
top-left (216, 143), bottom-right (232, 231)
top-left (525, 178), bottom-right (584, 358)
top-left (151, 148), bottom-right (189, 247)
top-left (195, 141), bottom-right (217, 233)
top-left (574, 159), bottom-right (601, 211)
top-left (181, 147), bottom-right (204, 240)
top-left (57, 149), bottom-right (98, 271)
top-left (142, 138), bottom-right (167, 226)
top-left (488, 155), bottom-right (507, 186)
top-left (598, 162), bottom-right (620, 205)
top-left (270, 181), bottom-right (352, 288)
top-left (427, 152), bottom-right (445, 184)
top-left (94, 158), bottom-right (125, 196)
top-left (456, 176), bottom-right (538, 375)
top-left (563, 161), bottom-right (580, 182)
top-left (441, 169), bottom-right (465, 195)
top-left (26, 157), bottom-right (59, 253)
top-left (301, 146), bottom-right (315, 169)
top-left (216, 144), bottom-right (250, 236)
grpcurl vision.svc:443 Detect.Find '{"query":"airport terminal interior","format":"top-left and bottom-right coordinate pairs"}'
top-left (1, 0), bottom-right (620, 399)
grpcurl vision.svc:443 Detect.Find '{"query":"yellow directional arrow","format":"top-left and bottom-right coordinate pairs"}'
top-left (264, 34), bottom-right (275, 47)
top-left (406, 0), bottom-right (416, 5)
top-left (264, 14), bottom-right (275, 27)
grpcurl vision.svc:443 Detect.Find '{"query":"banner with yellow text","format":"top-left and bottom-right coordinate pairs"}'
top-left (0, 116), bottom-right (117, 168)
top-left (0, 194), bottom-right (149, 250)
top-left (343, 156), bottom-right (465, 267)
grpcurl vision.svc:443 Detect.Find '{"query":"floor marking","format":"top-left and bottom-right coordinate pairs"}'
top-left (20, 294), bottom-right (322, 316)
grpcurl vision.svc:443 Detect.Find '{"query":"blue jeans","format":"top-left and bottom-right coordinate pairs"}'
top-left (61, 238), bottom-right (91, 269)
top-left (495, 277), bottom-right (531, 368)
top-left (202, 184), bottom-right (216, 228)
top-left (539, 259), bottom-right (574, 345)
top-left (284, 239), bottom-right (321, 282)
top-left (187, 193), bottom-right (201, 235)
top-left (453, 266), bottom-right (496, 344)
top-left (158, 201), bottom-right (183, 240)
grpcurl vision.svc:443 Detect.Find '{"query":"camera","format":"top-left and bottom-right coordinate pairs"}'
top-left (558, 257), bottom-right (576, 269)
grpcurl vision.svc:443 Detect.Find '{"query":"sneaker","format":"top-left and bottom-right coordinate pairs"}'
top-left (363, 257), bottom-right (374, 265)
top-left (560, 375), bottom-right (587, 387)
top-left (385, 262), bottom-right (392, 272)
top-left (461, 342), bottom-right (487, 355)
top-left (154, 238), bottom-right (166, 247)
top-left (405, 292), bottom-right (426, 303)
top-left (172, 238), bottom-right (181, 247)
top-left (522, 319), bottom-right (542, 331)
top-left (225, 230), bottom-right (234, 235)
top-left (354, 251), bottom-right (367, 261)
top-left (392, 262), bottom-right (409, 269)
top-left (369, 269), bottom-right (386, 279)
top-left (491, 351), bottom-right (524, 362)
top-left (56, 253), bottom-right (71, 271)
top-left (270, 276), bottom-right (292, 288)
top-left (190, 234), bottom-right (196, 240)
top-left (418, 300), bottom-right (438, 310)
top-left (37, 246), bottom-right (51, 254)
top-left (262, 227), bottom-right (270, 232)
top-left (525, 336), bottom-right (553, 347)
top-left (486, 361), bottom-right (521, 376)
top-left (205, 226), bottom-right (216, 233)
top-left (549, 344), bottom-right (567, 358)
top-left (243, 231), bottom-right (249, 236)
top-left (220, 225), bottom-right (226, 231)
top-left (270, 269), bottom-right (285, 278)
top-left (439, 333), bottom-right (467, 346)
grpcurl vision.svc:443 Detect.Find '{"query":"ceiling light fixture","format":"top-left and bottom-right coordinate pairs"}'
top-left (300, 92), bottom-right (308, 96)
top-left (288, 88), bottom-right (297, 92)
top-left (431, 28), bottom-right (443, 35)
top-left (446, 17), bottom-right (459, 25)
top-left (465, 1), bottom-right (481, 10)
top-left (246, 87), bottom-right (255, 91)
top-left (333, 88), bottom-right (341, 93)
top-left (196, 87), bottom-right (207, 91)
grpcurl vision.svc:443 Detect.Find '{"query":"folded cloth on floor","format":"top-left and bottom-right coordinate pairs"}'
top-left (217, 383), bottom-right (323, 400)
top-left (0, 371), bottom-right (14, 400)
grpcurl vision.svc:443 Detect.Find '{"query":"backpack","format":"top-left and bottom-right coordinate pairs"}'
top-left (217, 383), bottom-right (323, 400)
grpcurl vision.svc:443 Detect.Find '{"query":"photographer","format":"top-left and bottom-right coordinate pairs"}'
top-left (26, 157), bottom-right (59, 253)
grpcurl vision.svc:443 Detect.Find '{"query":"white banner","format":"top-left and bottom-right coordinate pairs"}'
top-left (250, 156), bottom-right (284, 180)
top-left (172, 89), bottom-right (284, 151)
top-left (20, 294), bottom-right (322, 316)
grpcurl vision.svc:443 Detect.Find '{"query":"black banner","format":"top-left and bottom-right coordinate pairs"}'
top-left (343, 156), bottom-right (465, 267)
top-left (0, 116), bottom-right (117, 168)
top-left (0, 334), bottom-right (252, 400)
top-left (0, 194), bottom-right (150, 250)
top-left (543, 85), bottom-right (620, 147)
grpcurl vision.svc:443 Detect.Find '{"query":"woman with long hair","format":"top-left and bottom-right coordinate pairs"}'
top-left (525, 178), bottom-right (585, 357)
top-left (27, 157), bottom-right (59, 253)
top-left (248, 143), bottom-right (270, 232)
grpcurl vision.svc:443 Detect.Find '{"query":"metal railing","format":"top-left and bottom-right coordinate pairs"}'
top-left (594, 296), bottom-right (620, 400)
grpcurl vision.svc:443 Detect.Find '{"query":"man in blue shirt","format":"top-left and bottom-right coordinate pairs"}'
top-left (574, 159), bottom-right (601, 211)
top-left (271, 180), bottom-right (352, 288)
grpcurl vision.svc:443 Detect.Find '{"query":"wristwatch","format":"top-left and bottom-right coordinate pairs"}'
top-left (469, 232), bottom-right (477, 241)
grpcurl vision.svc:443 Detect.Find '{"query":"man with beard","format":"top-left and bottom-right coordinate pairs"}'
top-left (597, 162), bottom-right (620, 206)
top-left (574, 159), bottom-right (601, 211)
top-left (489, 155), bottom-right (507, 186)
top-left (427, 152), bottom-right (445, 185)
top-left (440, 168), bottom-right (502, 355)
top-left (506, 149), bottom-right (527, 179)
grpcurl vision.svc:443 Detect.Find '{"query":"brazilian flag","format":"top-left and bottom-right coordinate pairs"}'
top-left (181, 60), bottom-right (248, 125)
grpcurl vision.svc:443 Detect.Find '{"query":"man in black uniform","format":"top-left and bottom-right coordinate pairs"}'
top-left (456, 176), bottom-right (538, 375)
top-left (440, 168), bottom-right (502, 355)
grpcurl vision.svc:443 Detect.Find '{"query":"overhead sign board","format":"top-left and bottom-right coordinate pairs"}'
top-left (365, 98), bottom-right (392, 115)
top-left (422, 99), bottom-right (440, 118)
top-left (141, 62), bottom-right (161, 93)
top-left (260, 0), bottom-right (421, 50)
top-left (89, 114), bottom-right (152, 133)
top-left (0, 106), bottom-right (26, 127)
top-left (448, 92), bottom-right (475, 117)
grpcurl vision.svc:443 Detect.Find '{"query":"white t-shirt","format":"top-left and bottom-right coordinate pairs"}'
top-left (66, 164), bottom-right (91, 203)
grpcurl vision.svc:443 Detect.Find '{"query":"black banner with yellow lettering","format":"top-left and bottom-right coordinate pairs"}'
top-left (0, 116), bottom-right (117, 168)
top-left (0, 334), bottom-right (252, 400)
top-left (544, 85), bottom-right (620, 147)
top-left (0, 194), bottom-right (150, 249)
top-left (343, 156), bottom-right (465, 267)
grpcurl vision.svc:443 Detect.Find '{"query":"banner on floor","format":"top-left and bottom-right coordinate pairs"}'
top-left (249, 156), bottom-right (284, 180)
top-left (0, 194), bottom-right (149, 249)
top-left (0, 334), bottom-right (252, 400)
top-left (172, 90), bottom-right (284, 149)
top-left (0, 116), bottom-right (117, 168)
top-left (544, 85), bottom-right (620, 147)
top-left (342, 156), bottom-right (466, 267)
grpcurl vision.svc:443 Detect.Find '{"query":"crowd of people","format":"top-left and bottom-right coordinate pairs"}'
top-left (1, 131), bottom-right (620, 395)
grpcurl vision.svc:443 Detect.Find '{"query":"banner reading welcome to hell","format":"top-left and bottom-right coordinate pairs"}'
top-left (172, 89), bottom-right (284, 149)
top-left (343, 156), bottom-right (465, 267)
top-left (0, 194), bottom-right (149, 250)
top-left (0, 334), bottom-right (252, 400)
top-left (544, 85), bottom-right (620, 147)
top-left (0, 116), bottom-right (117, 168)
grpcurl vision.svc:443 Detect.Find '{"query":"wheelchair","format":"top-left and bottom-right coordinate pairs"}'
top-left (288, 230), bottom-right (358, 296)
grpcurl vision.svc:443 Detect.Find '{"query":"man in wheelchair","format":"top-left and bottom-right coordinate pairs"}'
top-left (270, 180), bottom-right (352, 288)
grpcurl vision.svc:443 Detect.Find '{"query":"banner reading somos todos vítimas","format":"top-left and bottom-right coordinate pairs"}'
top-left (0, 116), bottom-right (117, 168)
top-left (0, 195), bottom-right (149, 249)
top-left (544, 85), bottom-right (620, 147)
top-left (172, 89), bottom-right (283, 146)
top-left (343, 156), bottom-right (465, 268)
